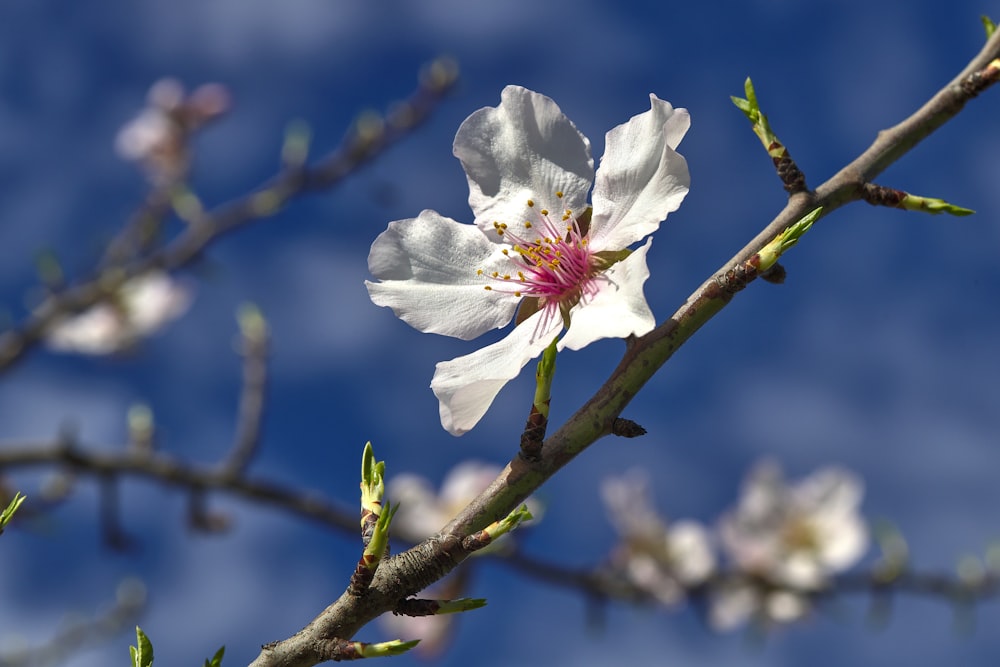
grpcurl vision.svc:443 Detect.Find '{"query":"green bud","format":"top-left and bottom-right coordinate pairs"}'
top-left (0, 492), bottom-right (26, 533)
top-left (129, 626), bottom-right (154, 667)
top-left (362, 639), bottom-right (421, 658)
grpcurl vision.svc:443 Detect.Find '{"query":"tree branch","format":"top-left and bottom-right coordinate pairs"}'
top-left (247, 29), bottom-right (1000, 667)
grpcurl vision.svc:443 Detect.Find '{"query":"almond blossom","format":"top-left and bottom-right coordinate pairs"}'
top-left (601, 470), bottom-right (715, 606)
top-left (388, 461), bottom-right (502, 542)
top-left (366, 85), bottom-right (690, 435)
top-left (116, 78), bottom-right (230, 185)
top-left (44, 271), bottom-right (193, 355)
top-left (712, 461), bottom-right (868, 629)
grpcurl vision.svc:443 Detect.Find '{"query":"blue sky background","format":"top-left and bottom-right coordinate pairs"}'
top-left (2, 1), bottom-right (1000, 665)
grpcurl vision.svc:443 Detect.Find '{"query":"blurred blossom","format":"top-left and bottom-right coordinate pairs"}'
top-left (389, 461), bottom-right (499, 540)
top-left (367, 85), bottom-right (690, 435)
top-left (384, 463), bottom-right (522, 655)
top-left (601, 470), bottom-right (715, 606)
top-left (709, 582), bottom-right (810, 631)
top-left (115, 78), bottom-right (230, 185)
top-left (711, 461), bottom-right (868, 629)
top-left (44, 272), bottom-right (193, 355)
top-left (389, 461), bottom-right (538, 544)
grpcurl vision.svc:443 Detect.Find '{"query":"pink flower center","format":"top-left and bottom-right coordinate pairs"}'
top-left (479, 195), bottom-right (599, 312)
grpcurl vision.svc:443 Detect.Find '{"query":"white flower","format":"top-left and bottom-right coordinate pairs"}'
top-left (366, 85), bottom-right (690, 435)
top-left (116, 78), bottom-right (230, 185)
top-left (709, 582), bottom-right (810, 631)
top-left (44, 272), bottom-right (192, 355)
top-left (710, 461), bottom-right (868, 630)
top-left (719, 461), bottom-right (868, 589)
top-left (601, 470), bottom-right (715, 606)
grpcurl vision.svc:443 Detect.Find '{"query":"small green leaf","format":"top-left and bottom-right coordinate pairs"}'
top-left (900, 194), bottom-right (974, 216)
top-left (490, 504), bottom-right (533, 540)
top-left (365, 501), bottom-right (399, 563)
top-left (532, 337), bottom-right (559, 418)
top-left (130, 626), bottom-right (154, 667)
top-left (757, 207), bottom-right (823, 272)
top-left (361, 639), bottom-right (421, 658)
top-left (203, 646), bottom-right (225, 667)
top-left (434, 597), bottom-right (488, 614)
top-left (0, 492), bottom-right (26, 534)
top-left (982, 15), bottom-right (997, 38)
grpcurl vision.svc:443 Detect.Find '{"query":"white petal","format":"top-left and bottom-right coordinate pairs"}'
top-left (668, 521), bottom-right (716, 585)
top-left (122, 272), bottom-right (193, 336)
top-left (453, 86), bottom-right (594, 240)
top-left (589, 95), bottom-right (691, 250)
top-left (366, 210), bottom-right (520, 339)
top-left (817, 513), bottom-right (868, 572)
top-left (710, 584), bottom-right (759, 631)
top-left (558, 239), bottom-right (656, 351)
top-left (387, 474), bottom-right (448, 539)
top-left (440, 462), bottom-right (501, 510)
top-left (796, 466), bottom-right (864, 517)
top-left (766, 591), bottom-right (809, 623)
top-left (431, 311), bottom-right (562, 436)
top-left (45, 307), bottom-right (125, 355)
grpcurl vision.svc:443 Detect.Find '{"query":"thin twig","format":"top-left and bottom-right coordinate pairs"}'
top-left (0, 60), bottom-right (458, 374)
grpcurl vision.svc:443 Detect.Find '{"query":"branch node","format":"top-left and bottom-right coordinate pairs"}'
top-left (610, 418), bottom-right (647, 438)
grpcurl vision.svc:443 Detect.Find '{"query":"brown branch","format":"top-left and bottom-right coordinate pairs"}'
top-left (3, 435), bottom-right (997, 651)
top-left (246, 29), bottom-right (1000, 667)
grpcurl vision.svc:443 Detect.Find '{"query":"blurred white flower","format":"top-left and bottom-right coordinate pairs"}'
top-left (384, 463), bottom-right (525, 655)
top-left (44, 272), bottom-right (193, 355)
top-left (709, 582), bottom-right (809, 631)
top-left (115, 78), bottom-right (230, 185)
top-left (711, 461), bottom-right (868, 629)
top-left (719, 461), bottom-right (867, 588)
top-left (389, 461), bottom-right (502, 542)
top-left (601, 470), bottom-right (715, 606)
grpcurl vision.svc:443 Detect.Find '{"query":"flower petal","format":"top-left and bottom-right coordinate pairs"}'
top-left (366, 210), bottom-right (520, 339)
top-left (431, 310), bottom-right (562, 436)
top-left (453, 86), bottom-right (594, 239)
top-left (589, 94), bottom-right (691, 250)
top-left (558, 239), bottom-right (656, 351)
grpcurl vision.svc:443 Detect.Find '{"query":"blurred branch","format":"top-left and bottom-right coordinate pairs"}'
top-left (0, 440), bottom-right (357, 535)
top-left (0, 57), bottom-right (459, 375)
top-left (2, 435), bottom-right (998, 643)
top-left (0, 578), bottom-right (146, 667)
top-left (219, 305), bottom-right (270, 480)
top-left (502, 548), bottom-right (1000, 614)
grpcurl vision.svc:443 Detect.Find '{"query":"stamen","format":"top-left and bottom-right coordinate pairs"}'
top-left (475, 190), bottom-right (608, 321)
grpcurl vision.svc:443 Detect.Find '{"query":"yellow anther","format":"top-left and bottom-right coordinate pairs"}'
top-left (484, 286), bottom-right (492, 291)
top-left (514, 291), bottom-right (522, 297)
top-left (476, 268), bottom-right (483, 275)
top-left (503, 274), bottom-right (511, 280)
top-left (527, 199), bottom-right (535, 207)
top-left (540, 209), bottom-right (549, 216)
top-left (524, 222), bottom-right (533, 229)
top-left (502, 249), bottom-right (509, 255)
top-left (556, 191), bottom-right (564, 198)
